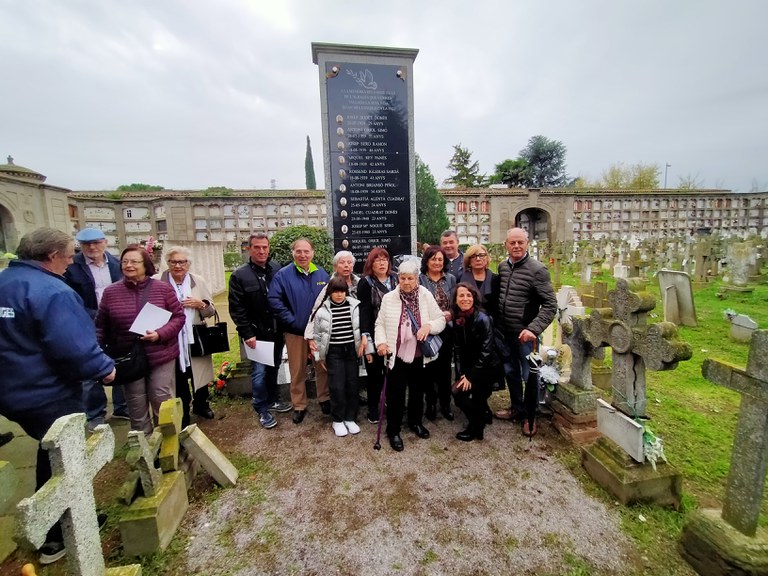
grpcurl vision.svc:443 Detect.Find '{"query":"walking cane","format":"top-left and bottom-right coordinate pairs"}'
top-left (523, 339), bottom-right (542, 439)
top-left (373, 355), bottom-right (391, 450)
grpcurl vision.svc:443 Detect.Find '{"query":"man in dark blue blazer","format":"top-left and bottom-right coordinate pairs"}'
top-left (64, 228), bottom-right (128, 430)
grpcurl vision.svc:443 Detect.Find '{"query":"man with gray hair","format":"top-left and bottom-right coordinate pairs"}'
top-left (494, 227), bottom-right (557, 433)
top-left (0, 227), bottom-right (115, 564)
top-left (65, 227), bottom-right (128, 430)
top-left (440, 229), bottom-right (464, 279)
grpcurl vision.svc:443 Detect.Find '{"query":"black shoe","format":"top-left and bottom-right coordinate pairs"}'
top-left (39, 513), bottom-right (107, 565)
top-left (389, 434), bottom-right (404, 451)
top-left (425, 403), bottom-right (437, 421)
top-left (193, 406), bottom-right (215, 419)
top-left (319, 400), bottom-right (331, 415)
top-left (440, 404), bottom-right (454, 421)
top-left (485, 410), bottom-right (493, 425)
top-left (292, 409), bottom-right (307, 424)
top-left (456, 428), bottom-right (474, 442)
top-left (409, 423), bottom-right (430, 439)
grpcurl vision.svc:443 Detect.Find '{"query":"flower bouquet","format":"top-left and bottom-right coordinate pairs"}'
top-left (208, 361), bottom-right (232, 396)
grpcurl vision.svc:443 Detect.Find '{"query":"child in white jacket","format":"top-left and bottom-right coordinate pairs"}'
top-left (306, 276), bottom-right (367, 437)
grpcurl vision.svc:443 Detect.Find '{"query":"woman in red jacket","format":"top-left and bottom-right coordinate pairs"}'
top-left (97, 245), bottom-right (185, 434)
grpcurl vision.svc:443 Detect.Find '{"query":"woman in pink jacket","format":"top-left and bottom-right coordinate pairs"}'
top-left (97, 245), bottom-right (185, 434)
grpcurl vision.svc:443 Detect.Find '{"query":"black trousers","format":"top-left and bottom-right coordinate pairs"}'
top-left (453, 377), bottom-right (491, 432)
top-left (326, 343), bottom-right (360, 422)
top-left (424, 329), bottom-right (453, 410)
top-left (175, 364), bottom-right (210, 428)
top-left (363, 352), bottom-right (386, 420)
top-left (386, 356), bottom-right (425, 437)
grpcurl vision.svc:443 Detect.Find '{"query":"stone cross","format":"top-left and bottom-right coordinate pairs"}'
top-left (701, 330), bottom-right (768, 537)
top-left (16, 414), bottom-right (114, 576)
top-left (126, 430), bottom-right (163, 498)
top-left (570, 278), bottom-right (692, 418)
top-left (158, 398), bottom-right (183, 472)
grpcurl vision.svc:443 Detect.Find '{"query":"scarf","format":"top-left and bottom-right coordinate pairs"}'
top-left (454, 307), bottom-right (475, 327)
top-left (399, 287), bottom-right (420, 325)
top-left (169, 273), bottom-right (195, 371)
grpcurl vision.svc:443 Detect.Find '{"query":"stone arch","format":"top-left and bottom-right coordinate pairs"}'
top-left (0, 203), bottom-right (17, 254)
top-left (515, 207), bottom-right (551, 242)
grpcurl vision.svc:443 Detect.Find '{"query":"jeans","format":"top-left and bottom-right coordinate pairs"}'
top-left (504, 331), bottom-right (534, 415)
top-left (83, 379), bottom-right (127, 423)
top-left (326, 343), bottom-right (359, 422)
top-left (251, 336), bottom-right (284, 415)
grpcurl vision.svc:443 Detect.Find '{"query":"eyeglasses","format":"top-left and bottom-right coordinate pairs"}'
top-left (121, 259), bottom-right (144, 265)
top-left (470, 253), bottom-right (488, 259)
top-left (374, 257), bottom-right (389, 263)
top-left (168, 260), bottom-right (189, 266)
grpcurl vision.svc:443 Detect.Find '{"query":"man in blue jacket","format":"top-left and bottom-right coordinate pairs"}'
top-left (267, 238), bottom-right (329, 424)
top-left (64, 227), bottom-right (128, 430)
top-left (0, 227), bottom-right (116, 564)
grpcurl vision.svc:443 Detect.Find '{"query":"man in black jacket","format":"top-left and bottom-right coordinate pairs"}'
top-left (229, 233), bottom-right (291, 429)
top-left (64, 228), bottom-right (128, 430)
top-left (494, 227), bottom-right (557, 424)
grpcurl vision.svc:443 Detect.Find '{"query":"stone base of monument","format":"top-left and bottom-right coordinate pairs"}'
top-left (591, 364), bottom-right (612, 393)
top-left (581, 437), bottom-right (682, 509)
top-left (554, 382), bottom-right (598, 414)
top-left (550, 400), bottom-right (601, 445)
top-left (225, 360), bottom-right (292, 399)
top-left (679, 508), bottom-right (768, 576)
top-left (724, 284), bottom-right (754, 293)
top-left (119, 471), bottom-right (189, 556)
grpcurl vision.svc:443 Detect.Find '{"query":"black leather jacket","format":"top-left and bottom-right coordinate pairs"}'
top-left (452, 308), bottom-right (496, 388)
top-left (228, 258), bottom-right (282, 342)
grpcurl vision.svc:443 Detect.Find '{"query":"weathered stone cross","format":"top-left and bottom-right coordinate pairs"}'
top-left (570, 278), bottom-right (692, 418)
top-left (702, 330), bottom-right (768, 536)
top-left (16, 413), bottom-right (114, 576)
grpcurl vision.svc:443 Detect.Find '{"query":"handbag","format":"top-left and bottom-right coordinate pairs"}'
top-left (405, 307), bottom-right (443, 358)
top-left (190, 311), bottom-right (230, 357)
top-left (108, 338), bottom-right (149, 386)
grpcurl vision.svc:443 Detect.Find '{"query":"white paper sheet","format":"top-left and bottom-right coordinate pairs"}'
top-left (243, 339), bottom-right (275, 366)
top-left (129, 303), bottom-right (173, 335)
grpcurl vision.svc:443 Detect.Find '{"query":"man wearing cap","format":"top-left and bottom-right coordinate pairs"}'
top-left (64, 227), bottom-right (128, 430)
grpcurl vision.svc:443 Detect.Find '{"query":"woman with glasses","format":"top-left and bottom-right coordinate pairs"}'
top-left (357, 247), bottom-right (398, 423)
top-left (458, 244), bottom-right (498, 313)
top-left (96, 245), bottom-right (185, 434)
top-left (156, 246), bottom-right (217, 427)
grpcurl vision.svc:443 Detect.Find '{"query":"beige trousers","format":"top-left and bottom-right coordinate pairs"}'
top-left (284, 333), bottom-right (328, 410)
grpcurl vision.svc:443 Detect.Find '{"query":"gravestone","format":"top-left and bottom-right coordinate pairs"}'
top-left (656, 270), bottom-right (697, 327)
top-left (680, 331), bottom-right (768, 575)
top-left (729, 314), bottom-right (758, 343)
top-left (15, 414), bottom-right (141, 576)
top-left (726, 242), bottom-right (755, 291)
top-left (313, 42), bottom-right (419, 270)
top-left (179, 424), bottom-right (238, 488)
top-left (157, 398), bottom-right (182, 472)
top-left (613, 263), bottom-right (628, 280)
top-left (578, 279), bottom-right (692, 507)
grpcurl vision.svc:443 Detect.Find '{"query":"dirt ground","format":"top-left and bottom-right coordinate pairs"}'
top-left (176, 398), bottom-right (642, 576)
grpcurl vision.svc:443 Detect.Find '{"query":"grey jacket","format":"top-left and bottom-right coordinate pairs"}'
top-left (304, 296), bottom-right (362, 361)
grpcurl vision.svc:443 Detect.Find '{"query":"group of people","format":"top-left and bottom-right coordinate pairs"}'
top-left (228, 227), bottom-right (557, 454)
top-left (0, 223), bottom-right (556, 563)
top-left (0, 227), bottom-right (221, 564)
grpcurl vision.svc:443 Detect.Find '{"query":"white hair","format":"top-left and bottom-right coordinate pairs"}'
top-left (165, 245), bottom-right (192, 263)
top-left (333, 250), bottom-right (355, 266)
top-left (397, 259), bottom-right (419, 276)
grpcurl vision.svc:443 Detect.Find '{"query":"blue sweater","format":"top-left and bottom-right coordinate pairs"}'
top-left (267, 262), bottom-right (329, 335)
top-left (0, 260), bottom-right (114, 418)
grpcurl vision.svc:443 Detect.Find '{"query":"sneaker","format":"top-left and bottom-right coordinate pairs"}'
top-left (268, 401), bottom-right (293, 413)
top-left (259, 412), bottom-right (277, 429)
top-left (367, 415), bottom-right (379, 424)
top-left (39, 540), bottom-right (66, 564)
top-left (344, 421), bottom-right (360, 435)
top-left (332, 421), bottom-right (348, 437)
top-left (86, 418), bottom-right (106, 433)
top-left (109, 413), bottom-right (130, 422)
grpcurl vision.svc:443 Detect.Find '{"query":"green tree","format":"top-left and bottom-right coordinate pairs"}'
top-left (518, 135), bottom-right (568, 187)
top-left (116, 183), bottom-right (165, 191)
top-left (445, 144), bottom-right (484, 188)
top-left (416, 155), bottom-right (450, 245)
top-left (305, 135), bottom-right (317, 190)
top-left (488, 158), bottom-right (531, 187)
top-left (202, 186), bottom-right (234, 196)
top-left (598, 162), bottom-right (660, 189)
top-left (268, 225), bottom-right (333, 270)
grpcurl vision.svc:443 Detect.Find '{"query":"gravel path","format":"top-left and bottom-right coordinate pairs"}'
top-left (178, 399), bottom-right (642, 576)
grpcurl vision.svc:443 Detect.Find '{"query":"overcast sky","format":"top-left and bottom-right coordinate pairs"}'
top-left (2, 0), bottom-right (766, 193)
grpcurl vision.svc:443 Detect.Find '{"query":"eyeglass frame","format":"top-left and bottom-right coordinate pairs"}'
top-left (168, 259), bottom-right (189, 266)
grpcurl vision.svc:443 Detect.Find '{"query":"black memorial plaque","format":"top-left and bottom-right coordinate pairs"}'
top-left (325, 62), bottom-right (411, 268)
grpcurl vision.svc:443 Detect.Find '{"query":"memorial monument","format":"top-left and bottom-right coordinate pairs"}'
top-left (312, 42), bottom-right (419, 267)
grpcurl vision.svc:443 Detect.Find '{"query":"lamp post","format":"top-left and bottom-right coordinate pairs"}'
top-left (664, 163), bottom-right (671, 189)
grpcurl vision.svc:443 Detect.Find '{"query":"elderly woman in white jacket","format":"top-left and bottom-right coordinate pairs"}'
top-left (306, 276), bottom-right (367, 437)
top-left (374, 258), bottom-right (446, 452)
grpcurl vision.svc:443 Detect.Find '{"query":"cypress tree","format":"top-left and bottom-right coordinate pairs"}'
top-left (305, 136), bottom-right (317, 190)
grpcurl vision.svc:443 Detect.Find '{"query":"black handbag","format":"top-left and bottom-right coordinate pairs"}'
top-left (190, 311), bottom-right (230, 357)
top-left (405, 307), bottom-right (443, 358)
top-left (109, 338), bottom-right (149, 386)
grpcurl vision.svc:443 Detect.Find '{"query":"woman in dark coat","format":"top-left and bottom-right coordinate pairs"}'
top-left (451, 282), bottom-right (496, 441)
